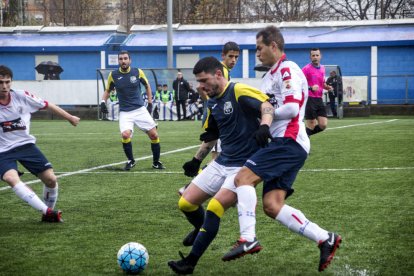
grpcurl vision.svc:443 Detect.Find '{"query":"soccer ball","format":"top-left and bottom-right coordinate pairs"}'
top-left (117, 242), bottom-right (149, 274)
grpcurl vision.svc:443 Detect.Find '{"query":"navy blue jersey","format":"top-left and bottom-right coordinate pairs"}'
top-left (107, 67), bottom-right (149, 112)
top-left (204, 82), bottom-right (269, 166)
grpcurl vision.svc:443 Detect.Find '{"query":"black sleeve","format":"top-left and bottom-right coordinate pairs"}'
top-left (139, 77), bottom-right (148, 88)
top-left (238, 95), bottom-right (263, 119)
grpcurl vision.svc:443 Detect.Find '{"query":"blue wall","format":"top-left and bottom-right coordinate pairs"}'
top-left (59, 52), bottom-right (101, 80)
top-left (377, 46), bottom-right (414, 104)
top-left (0, 53), bottom-right (36, 80)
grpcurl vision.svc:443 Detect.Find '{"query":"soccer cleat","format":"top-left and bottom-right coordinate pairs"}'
top-left (152, 161), bottom-right (165, 170)
top-left (222, 238), bottom-right (262, 261)
top-left (124, 160), bottom-right (136, 171)
top-left (167, 251), bottom-right (194, 275)
top-left (182, 228), bottom-right (199, 247)
top-left (318, 232), bottom-right (342, 272)
top-left (41, 208), bottom-right (63, 223)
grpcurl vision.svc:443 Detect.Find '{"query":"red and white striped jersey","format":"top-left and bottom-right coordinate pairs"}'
top-left (0, 89), bottom-right (48, 153)
top-left (260, 54), bottom-right (310, 153)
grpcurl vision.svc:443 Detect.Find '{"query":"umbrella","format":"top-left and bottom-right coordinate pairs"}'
top-left (35, 61), bottom-right (64, 75)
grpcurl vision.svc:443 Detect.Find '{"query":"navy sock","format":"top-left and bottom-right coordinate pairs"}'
top-left (188, 210), bottom-right (221, 265)
top-left (122, 141), bottom-right (134, 161)
top-left (183, 205), bottom-right (205, 230)
top-left (151, 143), bottom-right (160, 163)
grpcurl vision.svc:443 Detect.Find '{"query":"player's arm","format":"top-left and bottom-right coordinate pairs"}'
top-left (47, 102), bottom-right (80, 126)
top-left (139, 69), bottom-right (152, 104)
top-left (235, 84), bottom-right (274, 146)
top-left (275, 66), bottom-right (303, 120)
top-left (182, 107), bottom-right (218, 176)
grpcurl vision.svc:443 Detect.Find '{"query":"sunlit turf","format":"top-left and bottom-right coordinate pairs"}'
top-left (0, 117), bottom-right (413, 275)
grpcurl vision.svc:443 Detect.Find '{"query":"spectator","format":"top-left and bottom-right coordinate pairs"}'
top-left (325, 70), bottom-right (343, 117)
top-left (173, 72), bottom-right (191, 121)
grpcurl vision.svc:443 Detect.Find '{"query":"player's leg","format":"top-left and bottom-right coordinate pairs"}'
top-left (176, 100), bottom-right (182, 120)
top-left (178, 184), bottom-right (211, 246)
top-left (178, 161), bottom-right (227, 246)
top-left (1, 146), bottom-right (61, 222)
top-left (309, 98), bottom-right (328, 136)
top-left (222, 166), bottom-right (263, 261)
top-left (169, 177), bottom-right (238, 274)
top-left (135, 107), bottom-right (164, 170)
top-left (38, 168), bottom-right (58, 209)
top-left (262, 143), bottom-right (341, 271)
top-left (3, 169), bottom-right (48, 215)
top-left (119, 111), bottom-right (135, 170)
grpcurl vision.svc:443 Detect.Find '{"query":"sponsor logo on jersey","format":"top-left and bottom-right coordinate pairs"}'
top-left (0, 117), bottom-right (26, 132)
top-left (281, 67), bottom-right (291, 81)
top-left (130, 76), bottom-right (137, 83)
top-left (223, 101), bottom-right (233, 115)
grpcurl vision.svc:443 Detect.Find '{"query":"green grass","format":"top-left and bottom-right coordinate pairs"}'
top-left (0, 117), bottom-right (413, 275)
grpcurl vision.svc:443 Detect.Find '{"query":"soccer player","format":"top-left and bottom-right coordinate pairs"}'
top-left (302, 48), bottom-right (333, 136)
top-left (223, 26), bottom-right (342, 272)
top-left (210, 41), bottom-right (240, 160)
top-left (101, 50), bottom-right (164, 170)
top-left (177, 42), bottom-right (241, 196)
top-left (0, 65), bottom-right (80, 222)
top-left (167, 57), bottom-right (274, 274)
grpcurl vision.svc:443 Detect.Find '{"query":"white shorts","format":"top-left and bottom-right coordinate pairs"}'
top-left (211, 139), bottom-right (222, 153)
top-left (192, 160), bottom-right (240, 196)
top-left (119, 107), bottom-right (157, 134)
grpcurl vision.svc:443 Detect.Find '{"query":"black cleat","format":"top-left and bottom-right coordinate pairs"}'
top-left (42, 208), bottom-right (64, 223)
top-left (168, 251), bottom-right (194, 275)
top-left (182, 229), bottom-right (199, 247)
top-left (318, 232), bottom-right (342, 272)
top-left (124, 160), bottom-right (136, 171)
top-left (222, 238), bottom-right (262, 261)
top-left (152, 161), bottom-right (165, 170)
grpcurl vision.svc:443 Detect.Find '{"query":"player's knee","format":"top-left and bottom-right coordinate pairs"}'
top-left (2, 169), bottom-right (19, 184)
top-left (147, 129), bottom-right (159, 141)
top-left (206, 198), bottom-right (224, 218)
top-left (121, 132), bottom-right (131, 140)
top-left (263, 203), bottom-right (282, 218)
top-left (178, 196), bottom-right (199, 212)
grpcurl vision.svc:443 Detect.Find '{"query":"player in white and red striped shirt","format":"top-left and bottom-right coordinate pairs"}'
top-left (223, 26), bottom-right (342, 272)
top-left (0, 65), bottom-right (79, 223)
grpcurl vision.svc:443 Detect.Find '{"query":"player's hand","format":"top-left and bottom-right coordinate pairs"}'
top-left (69, 116), bottom-right (80, 126)
top-left (182, 157), bottom-right (202, 177)
top-left (147, 102), bottom-right (153, 114)
top-left (100, 101), bottom-right (108, 114)
top-left (254, 125), bottom-right (272, 147)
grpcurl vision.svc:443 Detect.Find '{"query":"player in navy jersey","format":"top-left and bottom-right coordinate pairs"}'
top-left (101, 51), bottom-right (164, 170)
top-left (0, 65), bottom-right (80, 222)
top-left (223, 26), bottom-right (341, 272)
top-left (168, 57), bottom-right (274, 274)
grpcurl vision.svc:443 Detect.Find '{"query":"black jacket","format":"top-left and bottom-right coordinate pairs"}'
top-left (173, 78), bottom-right (191, 101)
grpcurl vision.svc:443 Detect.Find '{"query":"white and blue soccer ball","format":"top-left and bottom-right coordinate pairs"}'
top-left (117, 242), bottom-right (149, 274)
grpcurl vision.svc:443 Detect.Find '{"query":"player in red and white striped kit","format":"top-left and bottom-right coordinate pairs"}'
top-left (223, 26), bottom-right (342, 272)
top-left (0, 65), bottom-right (80, 222)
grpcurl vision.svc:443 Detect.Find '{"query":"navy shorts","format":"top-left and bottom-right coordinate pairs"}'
top-left (244, 138), bottom-right (307, 198)
top-left (305, 97), bottom-right (327, 120)
top-left (0, 143), bottom-right (52, 180)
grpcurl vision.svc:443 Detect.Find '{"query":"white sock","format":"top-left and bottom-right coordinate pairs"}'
top-left (276, 204), bottom-right (329, 243)
top-left (43, 183), bottom-right (58, 209)
top-left (236, 185), bottom-right (257, 242)
top-left (13, 182), bottom-right (48, 214)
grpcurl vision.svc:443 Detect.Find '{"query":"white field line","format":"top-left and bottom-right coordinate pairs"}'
top-left (0, 119), bottom-right (401, 192)
top-left (0, 145), bottom-right (199, 191)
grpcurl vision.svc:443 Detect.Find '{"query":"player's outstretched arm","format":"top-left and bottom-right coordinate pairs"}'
top-left (47, 102), bottom-right (80, 126)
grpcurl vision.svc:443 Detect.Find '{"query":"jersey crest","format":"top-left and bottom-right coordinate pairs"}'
top-left (130, 76), bottom-right (137, 83)
top-left (223, 101), bottom-right (233, 115)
